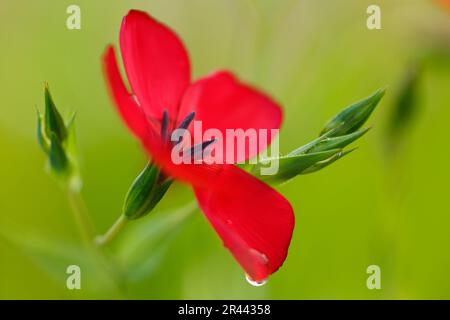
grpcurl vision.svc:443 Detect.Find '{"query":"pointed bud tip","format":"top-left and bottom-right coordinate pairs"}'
top-left (320, 87), bottom-right (385, 137)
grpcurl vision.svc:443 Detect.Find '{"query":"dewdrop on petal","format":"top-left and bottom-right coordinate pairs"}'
top-left (245, 274), bottom-right (268, 287)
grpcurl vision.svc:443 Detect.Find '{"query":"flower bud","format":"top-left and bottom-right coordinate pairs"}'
top-left (249, 88), bottom-right (384, 185)
top-left (123, 163), bottom-right (172, 220)
top-left (320, 88), bottom-right (385, 137)
top-left (36, 109), bottom-right (49, 153)
top-left (36, 83), bottom-right (79, 184)
top-left (306, 127), bottom-right (370, 153)
top-left (49, 132), bottom-right (68, 174)
top-left (44, 82), bottom-right (67, 142)
top-left (387, 65), bottom-right (420, 140)
top-left (251, 149), bottom-right (341, 184)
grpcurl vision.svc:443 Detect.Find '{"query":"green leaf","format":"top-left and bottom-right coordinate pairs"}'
top-left (123, 163), bottom-right (172, 220)
top-left (321, 88), bottom-right (385, 137)
top-left (44, 83), bottom-right (67, 142)
top-left (49, 132), bottom-right (68, 174)
top-left (66, 110), bottom-right (77, 129)
top-left (251, 149), bottom-right (341, 184)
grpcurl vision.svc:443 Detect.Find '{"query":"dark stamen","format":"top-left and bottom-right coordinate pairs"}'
top-left (200, 138), bottom-right (217, 151)
top-left (174, 111), bottom-right (196, 144)
top-left (184, 138), bottom-right (217, 162)
top-left (161, 110), bottom-right (169, 141)
top-left (177, 111), bottom-right (196, 131)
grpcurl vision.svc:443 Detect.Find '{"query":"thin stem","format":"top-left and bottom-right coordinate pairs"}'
top-left (67, 187), bottom-right (96, 246)
top-left (95, 215), bottom-right (128, 247)
top-left (66, 186), bottom-right (126, 297)
top-left (95, 201), bottom-right (198, 248)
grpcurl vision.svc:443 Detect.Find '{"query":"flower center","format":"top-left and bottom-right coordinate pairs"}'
top-left (160, 110), bottom-right (216, 162)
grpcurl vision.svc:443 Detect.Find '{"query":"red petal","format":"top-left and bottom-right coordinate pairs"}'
top-left (120, 10), bottom-right (190, 121)
top-left (194, 165), bottom-right (295, 281)
top-left (103, 45), bottom-right (222, 188)
top-left (178, 71), bottom-right (282, 163)
top-left (102, 46), bottom-right (151, 140)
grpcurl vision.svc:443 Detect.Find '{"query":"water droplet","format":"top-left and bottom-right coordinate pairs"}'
top-left (245, 274), bottom-right (268, 287)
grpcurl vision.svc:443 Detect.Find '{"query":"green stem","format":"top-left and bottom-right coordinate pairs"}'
top-left (95, 201), bottom-right (198, 248)
top-left (66, 186), bottom-right (125, 297)
top-left (95, 215), bottom-right (128, 247)
top-left (67, 187), bottom-right (96, 246)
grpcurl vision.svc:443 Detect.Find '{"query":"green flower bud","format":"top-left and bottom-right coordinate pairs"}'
top-left (300, 148), bottom-right (355, 174)
top-left (49, 132), bottom-right (68, 174)
top-left (306, 127), bottom-right (370, 154)
top-left (251, 149), bottom-right (341, 184)
top-left (123, 163), bottom-right (173, 220)
top-left (248, 88), bottom-right (384, 185)
top-left (320, 88), bottom-right (385, 137)
top-left (36, 109), bottom-right (49, 153)
top-left (387, 65), bottom-right (421, 141)
top-left (44, 82), bottom-right (67, 142)
top-left (36, 83), bottom-right (79, 184)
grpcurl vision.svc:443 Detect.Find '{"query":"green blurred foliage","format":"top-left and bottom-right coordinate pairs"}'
top-left (1, 0), bottom-right (450, 299)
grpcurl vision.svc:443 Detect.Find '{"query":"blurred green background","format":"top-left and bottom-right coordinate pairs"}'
top-left (1, 0), bottom-right (450, 299)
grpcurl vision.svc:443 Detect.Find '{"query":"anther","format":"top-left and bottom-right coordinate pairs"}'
top-left (184, 138), bottom-right (217, 162)
top-left (177, 111), bottom-right (196, 131)
top-left (175, 111), bottom-right (196, 144)
top-left (161, 110), bottom-right (169, 141)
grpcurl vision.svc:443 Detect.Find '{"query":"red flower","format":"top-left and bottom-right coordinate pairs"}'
top-left (102, 10), bottom-right (294, 282)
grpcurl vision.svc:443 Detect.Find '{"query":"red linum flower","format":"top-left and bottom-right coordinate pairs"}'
top-left (102, 10), bottom-right (294, 282)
